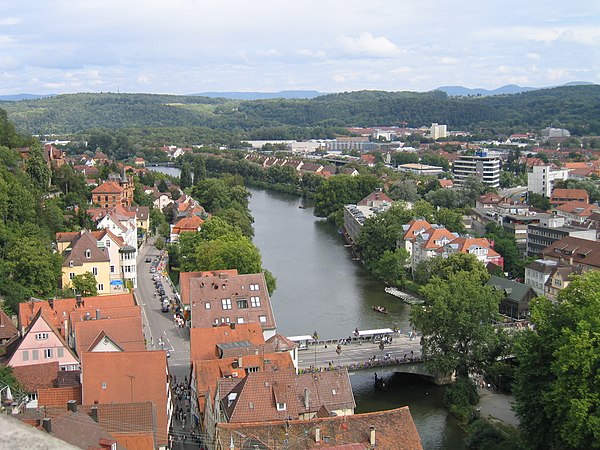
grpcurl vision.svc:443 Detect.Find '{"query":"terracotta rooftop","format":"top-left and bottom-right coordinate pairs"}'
top-left (441, 237), bottom-right (501, 258)
top-left (216, 406), bottom-right (423, 449)
top-left (73, 314), bottom-right (145, 356)
top-left (402, 219), bottom-right (432, 241)
top-left (12, 362), bottom-right (59, 391)
top-left (554, 201), bottom-right (598, 217)
top-left (0, 308), bottom-right (18, 340)
top-left (190, 323), bottom-right (265, 362)
top-left (418, 227), bottom-right (459, 249)
top-left (541, 236), bottom-right (600, 269)
top-left (357, 190), bottom-right (393, 206)
top-left (220, 368), bottom-right (355, 423)
top-left (188, 271), bottom-right (276, 332)
top-left (172, 215), bottom-right (205, 234)
top-left (550, 189), bottom-right (589, 204)
top-left (81, 351), bottom-right (170, 446)
top-left (18, 293), bottom-right (135, 335)
top-left (38, 386), bottom-right (83, 408)
top-left (91, 181), bottom-right (124, 194)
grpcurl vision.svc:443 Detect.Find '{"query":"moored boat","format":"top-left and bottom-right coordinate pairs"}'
top-left (372, 305), bottom-right (389, 314)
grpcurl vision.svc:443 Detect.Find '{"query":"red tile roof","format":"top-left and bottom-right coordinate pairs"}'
top-left (402, 219), bottom-right (432, 241)
top-left (73, 314), bottom-right (145, 356)
top-left (12, 362), bottom-right (59, 391)
top-left (38, 386), bottom-right (83, 407)
top-left (0, 308), bottom-right (18, 340)
top-left (41, 410), bottom-right (120, 449)
top-left (190, 323), bottom-right (265, 362)
top-left (91, 181), bottom-right (124, 194)
top-left (357, 190), bottom-right (392, 206)
top-left (81, 351), bottom-right (170, 446)
top-left (554, 201), bottom-right (598, 217)
top-left (216, 406), bottom-right (423, 449)
top-left (172, 215), bottom-right (204, 234)
top-left (18, 293), bottom-right (135, 335)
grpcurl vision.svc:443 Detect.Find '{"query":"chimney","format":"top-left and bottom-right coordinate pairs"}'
top-left (76, 294), bottom-right (82, 307)
top-left (90, 406), bottom-right (99, 422)
top-left (237, 356), bottom-right (243, 368)
top-left (85, 312), bottom-right (90, 321)
top-left (67, 400), bottom-right (77, 412)
top-left (370, 426), bottom-right (376, 446)
top-left (42, 418), bottom-right (52, 433)
top-left (230, 322), bottom-right (236, 330)
top-left (48, 298), bottom-right (54, 309)
top-left (315, 427), bottom-right (320, 443)
top-left (304, 388), bottom-right (310, 409)
top-left (95, 309), bottom-right (101, 320)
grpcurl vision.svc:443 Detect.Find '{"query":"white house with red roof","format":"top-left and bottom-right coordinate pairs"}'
top-left (411, 226), bottom-right (460, 268)
top-left (437, 237), bottom-right (504, 270)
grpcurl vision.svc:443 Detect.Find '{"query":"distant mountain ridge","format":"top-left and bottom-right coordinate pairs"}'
top-left (436, 81), bottom-right (594, 97)
top-left (0, 93), bottom-right (55, 101)
top-left (189, 90), bottom-right (323, 100)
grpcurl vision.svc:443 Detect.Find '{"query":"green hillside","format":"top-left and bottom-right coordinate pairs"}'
top-left (2, 85), bottom-right (599, 136)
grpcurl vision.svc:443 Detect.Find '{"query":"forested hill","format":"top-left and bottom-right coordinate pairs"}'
top-left (2, 85), bottom-right (599, 136)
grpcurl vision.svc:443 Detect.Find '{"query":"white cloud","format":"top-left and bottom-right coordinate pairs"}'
top-left (337, 32), bottom-right (403, 58)
top-left (439, 57), bottom-right (459, 65)
top-left (547, 68), bottom-right (570, 81)
top-left (257, 49), bottom-right (283, 57)
top-left (526, 53), bottom-right (541, 60)
top-left (296, 49), bottom-right (326, 59)
top-left (0, 17), bottom-right (21, 25)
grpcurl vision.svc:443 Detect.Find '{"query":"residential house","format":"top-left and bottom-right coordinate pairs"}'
top-left (17, 293), bottom-right (135, 338)
top-left (81, 351), bottom-right (172, 450)
top-left (411, 226), bottom-right (459, 268)
top-left (437, 237), bottom-right (504, 270)
top-left (91, 182), bottom-right (125, 209)
top-left (215, 406), bottom-right (423, 450)
top-left (186, 270), bottom-right (277, 340)
top-left (401, 219), bottom-right (432, 264)
top-left (0, 308), bottom-right (19, 354)
top-left (550, 188), bottom-right (589, 207)
top-left (487, 276), bottom-right (537, 319)
top-left (43, 144), bottom-right (65, 169)
top-left (71, 313), bottom-right (145, 357)
top-left (190, 323), bottom-right (265, 362)
top-left (8, 309), bottom-right (80, 371)
top-left (438, 179), bottom-right (454, 189)
top-left (127, 205), bottom-right (150, 233)
top-left (544, 265), bottom-right (582, 302)
top-left (153, 191), bottom-right (174, 210)
top-left (339, 167), bottom-right (360, 176)
top-left (170, 214), bottom-right (205, 243)
top-left (60, 230), bottom-right (111, 295)
top-left (524, 259), bottom-right (558, 295)
top-left (476, 192), bottom-right (509, 209)
top-left (134, 157), bottom-right (146, 167)
top-left (541, 236), bottom-right (600, 272)
top-left (343, 190), bottom-right (394, 245)
top-left (553, 201), bottom-right (599, 225)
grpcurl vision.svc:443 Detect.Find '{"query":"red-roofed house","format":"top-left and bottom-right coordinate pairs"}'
top-left (412, 226), bottom-right (460, 268)
top-left (190, 323), bottom-right (265, 362)
top-left (550, 188), bottom-right (589, 207)
top-left (170, 215), bottom-right (205, 243)
top-left (438, 237), bottom-right (504, 270)
top-left (92, 182), bottom-right (125, 209)
top-left (81, 351), bottom-right (172, 449)
top-left (72, 314), bottom-right (145, 357)
top-left (0, 308), bottom-right (19, 352)
top-left (553, 201), bottom-right (600, 225)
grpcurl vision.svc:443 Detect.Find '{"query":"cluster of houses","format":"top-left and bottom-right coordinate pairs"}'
top-left (177, 268), bottom-right (423, 449)
top-left (1, 292), bottom-right (172, 449)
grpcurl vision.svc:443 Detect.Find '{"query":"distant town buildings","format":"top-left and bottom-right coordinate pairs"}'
top-left (430, 123), bottom-right (447, 140)
top-left (541, 126), bottom-right (570, 138)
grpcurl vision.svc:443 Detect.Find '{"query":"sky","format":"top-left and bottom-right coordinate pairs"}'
top-left (1, 0), bottom-right (599, 95)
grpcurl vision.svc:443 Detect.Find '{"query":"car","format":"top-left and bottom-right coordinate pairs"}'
top-left (162, 304), bottom-right (169, 312)
top-left (150, 267), bottom-right (156, 273)
top-left (145, 257), bottom-right (152, 263)
top-left (166, 350), bottom-right (170, 358)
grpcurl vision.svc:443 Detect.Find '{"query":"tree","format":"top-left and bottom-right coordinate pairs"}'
top-left (157, 179), bottom-right (169, 193)
top-left (485, 223), bottom-right (522, 278)
top-left (388, 179), bottom-right (420, 202)
top-left (411, 269), bottom-right (502, 378)
top-left (513, 272), bottom-right (600, 450)
top-left (179, 162), bottom-right (192, 189)
top-left (528, 192), bottom-right (550, 211)
top-left (370, 248), bottom-right (409, 286)
top-left (25, 143), bottom-right (51, 190)
top-left (314, 174), bottom-right (380, 219)
top-left (193, 156), bottom-right (207, 184)
top-left (413, 253), bottom-right (489, 286)
top-left (434, 208), bottom-right (466, 233)
top-left (70, 272), bottom-right (98, 297)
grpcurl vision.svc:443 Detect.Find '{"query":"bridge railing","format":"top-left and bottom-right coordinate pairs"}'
top-left (299, 355), bottom-right (425, 374)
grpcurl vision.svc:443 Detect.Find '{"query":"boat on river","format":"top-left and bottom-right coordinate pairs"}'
top-left (384, 287), bottom-right (424, 306)
top-left (372, 305), bottom-right (389, 314)
top-left (298, 205), bottom-right (306, 209)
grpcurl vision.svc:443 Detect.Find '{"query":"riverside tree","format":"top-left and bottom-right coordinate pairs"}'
top-left (513, 271), bottom-right (600, 450)
top-left (411, 261), bottom-right (502, 379)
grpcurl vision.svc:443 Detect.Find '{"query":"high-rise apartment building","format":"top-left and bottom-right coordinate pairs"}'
top-left (430, 123), bottom-right (447, 140)
top-left (453, 151), bottom-right (501, 188)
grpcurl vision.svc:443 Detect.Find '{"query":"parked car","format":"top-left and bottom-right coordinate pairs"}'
top-left (150, 267), bottom-right (156, 273)
top-left (162, 304), bottom-right (169, 312)
top-left (145, 257), bottom-right (152, 263)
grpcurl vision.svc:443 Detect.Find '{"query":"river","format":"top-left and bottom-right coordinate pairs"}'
top-left (150, 167), bottom-right (466, 449)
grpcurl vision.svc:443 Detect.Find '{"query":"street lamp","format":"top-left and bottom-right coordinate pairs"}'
top-left (312, 331), bottom-right (319, 371)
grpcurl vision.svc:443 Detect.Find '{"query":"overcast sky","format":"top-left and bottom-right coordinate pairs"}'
top-left (1, 0), bottom-right (598, 95)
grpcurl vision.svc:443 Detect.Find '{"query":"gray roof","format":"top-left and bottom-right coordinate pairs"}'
top-left (487, 275), bottom-right (536, 303)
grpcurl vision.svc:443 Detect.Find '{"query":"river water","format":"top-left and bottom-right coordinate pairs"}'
top-left (150, 167), bottom-right (466, 449)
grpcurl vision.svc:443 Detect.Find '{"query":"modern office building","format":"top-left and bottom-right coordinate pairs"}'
top-left (453, 151), bottom-right (501, 188)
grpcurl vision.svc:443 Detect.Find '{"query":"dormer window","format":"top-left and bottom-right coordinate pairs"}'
top-left (85, 249), bottom-right (91, 258)
top-left (276, 402), bottom-right (286, 411)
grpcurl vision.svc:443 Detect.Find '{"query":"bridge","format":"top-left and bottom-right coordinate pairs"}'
top-left (292, 329), bottom-right (450, 384)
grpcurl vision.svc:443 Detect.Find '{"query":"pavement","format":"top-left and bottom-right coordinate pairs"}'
top-left (137, 238), bottom-right (199, 449)
top-left (477, 387), bottom-right (519, 427)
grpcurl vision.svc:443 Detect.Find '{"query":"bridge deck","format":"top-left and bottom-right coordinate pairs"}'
top-left (296, 331), bottom-right (423, 372)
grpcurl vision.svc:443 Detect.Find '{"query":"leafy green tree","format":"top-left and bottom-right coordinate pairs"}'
top-left (388, 179), bottom-right (420, 202)
top-left (179, 162), bottom-right (193, 189)
top-left (25, 143), bottom-right (51, 190)
top-left (413, 253), bottom-right (489, 286)
top-left (513, 272), bottom-right (600, 450)
top-left (266, 165), bottom-right (299, 185)
top-left (425, 188), bottom-right (466, 209)
top-left (370, 249), bottom-right (409, 286)
top-left (190, 178), bottom-right (231, 212)
top-left (0, 366), bottom-right (20, 391)
top-left (314, 174), bottom-right (379, 219)
top-left (434, 207), bottom-right (466, 233)
top-left (69, 272), bottom-right (98, 297)
top-left (528, 192), bottom-right (550, 210)
top-left (300, 172), bottom-right (324, 192)
top-left (157, 179), bottom-right (169, 193)
top-left (485, 223), bottom-right (522, 278)
top-left (193, 156), bottom-right (207, 184)
top-left (460, 176), bottom-right (491, 206)
top-left (411, 269), bottom-right (502, 378)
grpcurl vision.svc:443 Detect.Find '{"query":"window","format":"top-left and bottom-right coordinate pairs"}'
top-left (85, 249), bottom-right (91, 258)
top-left (205, 302), bottom-right (211, 309)
top-left (22, 350), bottom-right (29, 361)
top-left (97, 284), bottom-right (104, 291)
top-left (110, 265), bottom-right (115, 273)
top-left (246, 367), bottom-right (259, 374)
top-left (105, 240), bottom-right (111, 247)
top-left (259, 315), bottom-right (267, 323)
top-left (57, 348), bottom-right (64, 358)
top-left (35, 333), bottom-right (48, 340)
top-left (221, 298), bottom-right (232, 310)
top-left (69, 272), bottom-right (75, 280)
top-left (237, 299), bottom-right (248, 309)
top-left (44, 348), bottom-right (53, 359)
top-left (237, 317), bottom-right (245, 324)
top-left (250, 296), bottom-right (261, 307)
top-left (102, 382), bottom-right (107, 389)
top-left (32, 350), bottom-right (39, 360)
top-left (92, 267), bottom-right (98, 276)
top-left (69, 261), bottom-right (74, 267)
top-left (276, 402), bottom-right (286, 411)
top-left (250, 284), bottom-right (259, 291)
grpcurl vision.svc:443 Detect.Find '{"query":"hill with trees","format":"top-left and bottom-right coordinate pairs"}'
top-left (2, 85), bottom-right (599, 137)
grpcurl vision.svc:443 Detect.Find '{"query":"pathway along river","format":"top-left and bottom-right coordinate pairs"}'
top-left (150, 167), bottom-right (465, 449)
